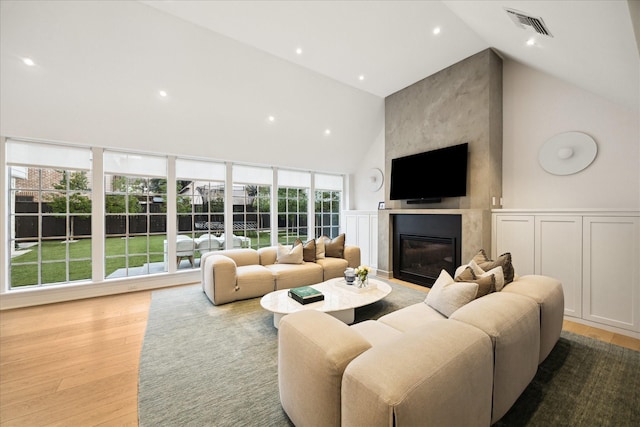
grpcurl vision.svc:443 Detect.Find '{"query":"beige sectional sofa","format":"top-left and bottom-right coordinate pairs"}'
top-left (200, 242), bottom-right (361, 305)
top-left (278, 273), bottom-right (564, 426)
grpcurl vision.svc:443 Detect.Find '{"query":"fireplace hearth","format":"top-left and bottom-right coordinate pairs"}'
top-left (393, 214), bottom-right (462, 287)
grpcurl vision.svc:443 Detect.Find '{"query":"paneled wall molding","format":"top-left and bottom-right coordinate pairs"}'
top-left (493, 208), bottom-right (640, 339)
top-left (342, 210), bottom-right (378, 270)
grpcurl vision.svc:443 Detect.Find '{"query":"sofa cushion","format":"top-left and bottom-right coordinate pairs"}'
top-left (425, 270), bottom-right (478, 317)
top-left (378, 302), bottom-right (445, 332)
top-left (502, 275), bottom-right (564, 363)
top-left (217, 248), bottom-right (259, 266)
top-left (257, 246), bottom-right (278, 266)
top-left (234, 264), bottom-right (276, 300)
top-left (450, 292), bottom-right (540, 423)
top-left (350, 320), bottom-right (403, 347)
top-left (278, 310), bottom-right (372, 427)
top-left (315, 257), bottom-right (349, 281)
top-left (265, 262), bottom-right (324, 290)
top-left (341, 320), bottom-right (493, 427)
top-left (276, 243), bottom-right (304, 264)
top-left (321, 234), bottom-right (345, 258)
top-left (294, 238), bottom-right (316, 262)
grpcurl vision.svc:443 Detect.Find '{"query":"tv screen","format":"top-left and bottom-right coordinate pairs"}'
top-left (390, 143), bottom-right (468, 201)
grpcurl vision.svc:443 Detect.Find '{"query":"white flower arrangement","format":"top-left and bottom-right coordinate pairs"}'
top-left (354, 265), bottom-right (371, 282)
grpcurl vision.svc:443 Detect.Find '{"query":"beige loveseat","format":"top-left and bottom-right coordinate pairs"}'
top-left (200, 242), bottom-right (361, 305)
top-left (278, 273), bottom-right (564, 426)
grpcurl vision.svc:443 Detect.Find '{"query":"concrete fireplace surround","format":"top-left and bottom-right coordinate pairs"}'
top-left (378, 49), bottom-right (503, 279)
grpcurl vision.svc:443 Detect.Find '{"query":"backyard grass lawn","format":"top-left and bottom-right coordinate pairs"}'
top-left (10, 235), bottom-right (167, 287)
top-left (10, 231), bottom-right (292, 287)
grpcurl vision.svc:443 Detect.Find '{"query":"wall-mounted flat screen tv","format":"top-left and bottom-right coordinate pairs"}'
top-left (390, 142), bottom-right (468, 201)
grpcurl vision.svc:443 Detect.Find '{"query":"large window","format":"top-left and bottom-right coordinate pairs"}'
top-left (7, 140), bottom-right (92, 288)
top-left (3, 140), bottom-right (347, 292)
top-left (314, 173), bottom-right (343, 238)
top-left (176, 159), bottom-right (225, 266)
top-left (277, 169), bottom-right (310, 244)
top-left (104, 151), bottom-right (167, 278)
top-left (233, 165), bottom-right (272, 249)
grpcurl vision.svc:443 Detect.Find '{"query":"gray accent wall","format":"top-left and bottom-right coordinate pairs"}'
top-left (379, 48), bottom-right (503, 278)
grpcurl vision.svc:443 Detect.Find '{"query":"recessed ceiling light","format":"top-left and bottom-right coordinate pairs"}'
top-left (358, 74), bottom-right (365, 81)
top-left (526, 38), bottom-right (536, 46)
top-left (159, 90), bottom-right (168, 97)
top-left (295, 47), bottom-right (303, 55)
top-left (433, 27), bottom-right (441, 35)
top-left (324, 129), bottom-right (331, 136)
top-left (268, 115), bottom-right (275, 122)
top-left (22, 57), bottom-right (35, 66)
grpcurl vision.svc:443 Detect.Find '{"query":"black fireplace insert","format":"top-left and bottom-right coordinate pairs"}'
top-left (393, 214), bottom-right (462, 287)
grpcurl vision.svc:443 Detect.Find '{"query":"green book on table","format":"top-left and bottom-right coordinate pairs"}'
top-left (288, 286), bottom-right (324, 305)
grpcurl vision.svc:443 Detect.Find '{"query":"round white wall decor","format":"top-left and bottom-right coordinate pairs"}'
top-left (368, 168), bottom-right (384, 192)
top-left (538, 131), bottom-right (598, 175)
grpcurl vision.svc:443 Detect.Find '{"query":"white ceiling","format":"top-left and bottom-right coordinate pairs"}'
top-left (142, 0), bottom-right (640, 110)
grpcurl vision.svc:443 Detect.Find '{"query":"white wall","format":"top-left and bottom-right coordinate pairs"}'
top-left (502, 60), bottom-right (640, 209)
top-left (0, 0), bottom-right (383, 175)
top-left (349, 125), bottom-right (386, 210)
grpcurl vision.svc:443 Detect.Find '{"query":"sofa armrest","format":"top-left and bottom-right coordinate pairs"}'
top-left (257, 246), bottom-right (278, 266)
top-left (343, 245), bottom-right (361, 268)
top-left (502, 275), bottom-right (564, 363)
top-left (341, 320), bottom-right (493, 427)
top-left (201, 253), bottom-right (238, 305)
top-left (278, 310), bottom-right (371, 427)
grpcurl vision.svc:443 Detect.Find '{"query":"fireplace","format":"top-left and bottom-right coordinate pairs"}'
top-left (393, 214), bottom-right (462, 287)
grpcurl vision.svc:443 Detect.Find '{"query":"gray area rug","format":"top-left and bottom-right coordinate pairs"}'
top-left (138, 282), bottom-right (640, 426)
top-left (138, 281), bottom-right (426, 426)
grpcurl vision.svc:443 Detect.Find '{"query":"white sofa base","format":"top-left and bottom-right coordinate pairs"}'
top-left (278, 274), bottom-right (564, 426)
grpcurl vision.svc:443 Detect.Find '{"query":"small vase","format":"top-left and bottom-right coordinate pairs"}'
top-left (356, 276), bottom-right (368, 288)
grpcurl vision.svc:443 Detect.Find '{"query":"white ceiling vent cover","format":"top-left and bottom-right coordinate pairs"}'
top-left (505, 8), bottom-right (553, 37)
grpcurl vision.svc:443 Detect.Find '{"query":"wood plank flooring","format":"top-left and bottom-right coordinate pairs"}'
top-left (1, 283), bottom-right (638, 426)
top-left (0, 291), bottom-right (151, 427)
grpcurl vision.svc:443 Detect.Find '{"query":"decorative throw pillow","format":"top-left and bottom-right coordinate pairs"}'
top-left (472, 249), bottom-right (491, 265)
top-left (471, 250), bottom-right (515, 285)
top-left (276, 243), bottom-right (304, 264)
top-left (425, 269), bottom-right (479, 317)
top-left (455, 265), bottom-right (496, 298)
top-left (480, 266), bottom-right (505, 291)
top-left (294, 238), bottom-right (316, 263)
top-left (454, 266), bottom-right (476, 282)
top-left (315, 238), bottom-right (326, 259)
top-left (323, 234), bottom-right (345, 258)
top-left (470, 274), bottom-right (496, 298)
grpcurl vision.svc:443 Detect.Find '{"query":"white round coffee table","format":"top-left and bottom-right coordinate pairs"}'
top-left (260, 277), bottom-right (392, 328)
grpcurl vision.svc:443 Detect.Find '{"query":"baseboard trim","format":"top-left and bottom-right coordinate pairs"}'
top-left (564, 315), bottom-right (640, 340)
top-left (0, 270), bottom-right (200, 310)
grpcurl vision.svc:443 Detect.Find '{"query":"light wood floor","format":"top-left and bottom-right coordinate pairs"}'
top-left (1, 284), bottom-right (638, 426)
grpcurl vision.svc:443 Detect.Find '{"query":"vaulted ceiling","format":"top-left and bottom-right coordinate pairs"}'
top-left (143, 0), bottom-right (639, 110)
top-left (2, 1), bottom-right (638, 175)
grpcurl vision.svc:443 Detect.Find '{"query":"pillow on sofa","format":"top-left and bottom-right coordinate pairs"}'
top-left (480, 266), bottom-right (505, 291)
top-left (294, 238), bottom-right (316, 263)
top-left (472, 249), bottom-right (515, 285)
top-left (425, 270), bottom-right (479, 317)
top-left (454, 266), bottom-right (496, 298)
top-left (321, 234), bottom-right (345, 258)
top-left (315, 238), bottom-right (325, 260)
top-left (276, 243), bottom-right (304, 264)
top-left (454, 266), bottom-right (475, 282)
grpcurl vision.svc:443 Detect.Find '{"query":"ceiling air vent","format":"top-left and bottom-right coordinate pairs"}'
top-left (504, 8), bottom-right (553, 37)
